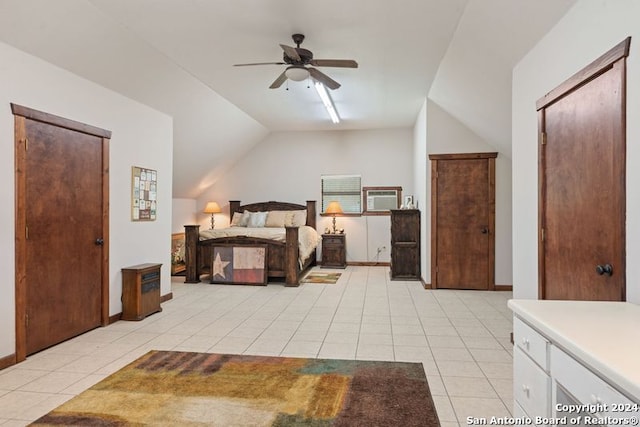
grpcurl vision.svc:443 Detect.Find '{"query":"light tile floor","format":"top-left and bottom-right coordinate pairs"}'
top-left (0, 266), bottom-right (514, 426)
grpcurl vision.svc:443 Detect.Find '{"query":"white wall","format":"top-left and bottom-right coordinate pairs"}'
top-left (512, 0), bottom-right (640, 302)
top-left (198, 129), bottom-right (414, 264)
top-left (426, 100), bottom-right (513, 286)
top-left (413, 100), bottom-right (429, 281)
top-left (0, 42), bottom-right (173, 358)
top-left (172, 198), bottom-right (197, 233)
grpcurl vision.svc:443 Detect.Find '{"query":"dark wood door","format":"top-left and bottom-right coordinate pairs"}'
top-left (538, 39), bottom-right (628, 301)
top-left (13, 104), bottom-right (111, 358)
top-left (430, 153), bottom-right (497, 290)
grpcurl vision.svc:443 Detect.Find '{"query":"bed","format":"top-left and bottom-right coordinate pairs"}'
top-left (184, 200), bottom-right (320, 286)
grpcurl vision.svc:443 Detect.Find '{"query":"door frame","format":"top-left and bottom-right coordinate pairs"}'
top-left (12, 103), bottom-right (111, 362)
top-left (429, 152), bottom-right (497, 290)
top-left (536, 38), bottom-right (629, 300)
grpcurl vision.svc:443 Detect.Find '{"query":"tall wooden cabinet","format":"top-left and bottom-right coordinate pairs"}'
top-left (390, 209), bottom-right (420, 280)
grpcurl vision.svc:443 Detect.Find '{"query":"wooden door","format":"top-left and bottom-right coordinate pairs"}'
top-left (13, 104), bottom-right (111, 359)
top-left (537, 38), bottom-right (629, 301)
top-left (430, 153), bottom-right (497, 290)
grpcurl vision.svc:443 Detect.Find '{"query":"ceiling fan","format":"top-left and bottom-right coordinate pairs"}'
top-left (234, 34), bottom-right (358, 90)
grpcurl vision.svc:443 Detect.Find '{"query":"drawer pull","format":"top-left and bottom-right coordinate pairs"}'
top-left (521, 337), bottom-right (530, 348)
top-left (590, 394), bottom-right (602, 405)
top-left (522, 384), bottom-right (530, 396)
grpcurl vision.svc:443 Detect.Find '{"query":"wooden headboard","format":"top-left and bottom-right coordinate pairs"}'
top-left (228, 200), bottom-right (317, 230)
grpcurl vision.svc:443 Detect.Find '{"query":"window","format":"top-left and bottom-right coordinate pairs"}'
top-left (362, 186), bottom-right (402, 215)
top-left (321, 174), bottom-right (361, 214)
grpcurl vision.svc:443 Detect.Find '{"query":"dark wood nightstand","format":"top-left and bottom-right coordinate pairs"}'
top-left (322, 233), bottom-right (346, 268)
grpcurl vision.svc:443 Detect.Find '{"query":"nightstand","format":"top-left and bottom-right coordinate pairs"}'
top-left (321, 233), bottom-right (346, 268)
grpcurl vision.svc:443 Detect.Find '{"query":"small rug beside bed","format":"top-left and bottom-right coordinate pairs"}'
top-left (301, 271), bottom-right (342, 284)
top-left (30, 350), bottom-right (440, 427)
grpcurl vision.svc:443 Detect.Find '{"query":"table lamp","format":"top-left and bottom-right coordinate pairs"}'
top-left (203, 201), bottom-right (221, 229)
top-left (325, 201), bottom-right (343, 234)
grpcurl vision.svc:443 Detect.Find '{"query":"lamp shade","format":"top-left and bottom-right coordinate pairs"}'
top-left (285, 66), bottom-right (310, 82)
top-left (203, 201), bottom-right (221, 214)
top-left (325, 201), bottom-right (343, 215)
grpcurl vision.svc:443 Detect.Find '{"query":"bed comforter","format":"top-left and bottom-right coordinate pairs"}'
top-left (199, 226), bottom-right (322, 266)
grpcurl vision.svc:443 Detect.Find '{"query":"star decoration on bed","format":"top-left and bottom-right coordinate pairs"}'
top-left (212, 253), bottom-right (230, 278)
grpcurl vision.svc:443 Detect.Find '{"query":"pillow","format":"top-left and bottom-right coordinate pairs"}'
top-left (286, 210), bottom-right (307, 227)
top-left (247, 211), bottom-right (268, 227)
top-left (230, 212), bottom-right (244, 227)
top-left (238, 210), bottom-right (251, 227)
top-left (265, 210), bottom-right (287, 227)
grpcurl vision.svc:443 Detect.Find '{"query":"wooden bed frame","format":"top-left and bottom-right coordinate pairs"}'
top-left (184, 200), bottom-right (317, 287)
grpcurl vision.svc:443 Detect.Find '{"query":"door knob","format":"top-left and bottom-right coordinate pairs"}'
top-left (481, 227), bottom-right (489, 234)
top-left (95, 238), bottom-right (104, 246)
top-left (595, 264), bottom-right (613, 276)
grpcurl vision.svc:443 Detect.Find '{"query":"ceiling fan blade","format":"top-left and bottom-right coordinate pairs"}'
top-left (269, 71), bottom-right (288, 89)
top-left (308, 68), bottom-right (341, 90)
top-left (234, 62), bottom-right (285, 66)
top-left (310, 59), bottom-right (358, 68)
top-left (279, 44), bottom-right (301, 62)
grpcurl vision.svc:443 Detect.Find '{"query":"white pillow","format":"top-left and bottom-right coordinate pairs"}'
top-left (265, 210), bottom-right (287, 227)
top-left (238, 210), bottom-right (251, 227)
top-left (230, 212), bottom-right (244, 227)
top-left (247, 211), bottom-right (268, 227)
top-left (286, 210), bottom-right (307, 227)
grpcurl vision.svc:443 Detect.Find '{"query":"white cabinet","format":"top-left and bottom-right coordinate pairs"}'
top-left (509, 300), bottom-right (640, 426)
top-left (550, 345), bottom-right (637, 422)
top-left (514, 317), bottom-right (549, 370)
top-left (513, 317), bottom-right (551, 418)
top-left (514, 346), bottom-right (551, 417)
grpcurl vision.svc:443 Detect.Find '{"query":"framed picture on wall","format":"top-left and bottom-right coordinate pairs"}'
top-left (132, 166), bottom-right (157, 221)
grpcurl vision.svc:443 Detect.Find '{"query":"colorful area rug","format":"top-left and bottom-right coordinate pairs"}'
top-left (301, 272), bottom-right (342, 284)
top-left (31, 351), bottom-right (440, 426)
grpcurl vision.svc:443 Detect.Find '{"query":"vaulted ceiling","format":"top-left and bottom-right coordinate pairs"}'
top-left (0, 0), bottom-right (575, 198)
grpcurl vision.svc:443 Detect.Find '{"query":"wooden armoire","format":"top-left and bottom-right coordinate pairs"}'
top-left (390, 209), bottom-right (421, 281)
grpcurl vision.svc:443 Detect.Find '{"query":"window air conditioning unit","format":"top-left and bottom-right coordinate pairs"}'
top-left (366, 189), bottom-right (399, 211)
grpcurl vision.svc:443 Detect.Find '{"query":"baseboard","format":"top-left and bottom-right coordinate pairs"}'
top-left (109, 292), bottom-right (173, 325)
top-left (425, 284), bottom-right (512, 291)
top-left (0, 353), bottom-right (16, 371)
top-left (110, 292), bottom-right (174, 324)
top-left (346, 261), bottom-right (391, 267)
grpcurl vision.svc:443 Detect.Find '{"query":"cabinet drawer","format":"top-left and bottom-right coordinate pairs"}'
top-left (514, 346), bottom-right (551, 417)
top-left (514, 317), bottom-right (550, 371)
top-left (550, 345), bottom-right (638, 418)
top-left (323, 236), bottom-right (343, 246)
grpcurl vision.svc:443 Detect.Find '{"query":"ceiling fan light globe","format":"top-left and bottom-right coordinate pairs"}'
top-left (285, 66), bottom-right (309, 82)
